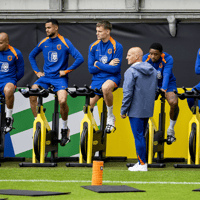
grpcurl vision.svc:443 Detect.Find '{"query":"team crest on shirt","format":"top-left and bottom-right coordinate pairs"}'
top-left (107, 48), bottom-right (112, 54)
top-left (7, 55), bottom-right (12, 61)
top-left (57, 44), bottom-right (61, 50)
top-left (100, 55), bottom-right (108, 64)
top-left (159, 63), bottom-right (163, 68)
top-left (48, 51), bottom-right (58, 62)
top-left (0, 62), bottom-right (9, 72)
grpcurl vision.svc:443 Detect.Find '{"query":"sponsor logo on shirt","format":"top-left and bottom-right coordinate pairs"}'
top-left (48, 51), bottom-right (58, 62)
top-left (107, 48), bottom-right (112, 54)
top-left (7, 55), bottom-right (12, 61)
top-left (100, 55), bottom-right (108, 64)
top-left (0, 62), bottom-right (9, 72)
top-left (57, 44), bottom-right (61, 50)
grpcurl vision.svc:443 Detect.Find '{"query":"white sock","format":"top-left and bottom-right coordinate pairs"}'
top-left (6, 108), bottom-right (13, 118)
top-left (63, 120), bottom-right (68, 129)
top-left (168, 119), bottom-right (176, 130)
top-left (107, 105), bottom-right (113, 117)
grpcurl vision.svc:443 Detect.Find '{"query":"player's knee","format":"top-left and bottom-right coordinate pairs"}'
top-left (102, 85), bottom-right (113, 94)
top-left (4, 83), bottom-right (15, 96)
top-left (58, 98), bottom-right (67, 107)
top-left (31, 84), bottom-right (38, 89)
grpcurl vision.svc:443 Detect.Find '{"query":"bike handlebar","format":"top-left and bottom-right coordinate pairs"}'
top-left (174, 87), bottom-right (200, 100)
top-left (155, 88), bottom-right (166, 100)
top-left (18, 85), bottom-right (50, 98)
top-left (66, 84), bottom-right (102, 98)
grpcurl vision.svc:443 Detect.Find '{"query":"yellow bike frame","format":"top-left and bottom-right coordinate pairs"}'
top-left (187, 107), bottom-right (200, 165)
top-left (79, 105), bottom-right (99, 164)
top-left (32, 105), bottom-right (51, 163)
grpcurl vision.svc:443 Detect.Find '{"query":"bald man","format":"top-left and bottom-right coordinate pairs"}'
top-left (0, 32), bottom-right (24, 132)
top-left (121, 47), bottom-right (157, 172)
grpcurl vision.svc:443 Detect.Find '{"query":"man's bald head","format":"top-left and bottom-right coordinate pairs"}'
top-left (126, 47), bottom-right (143, 65)
top-left (0, 32), bottom-right (9, 51)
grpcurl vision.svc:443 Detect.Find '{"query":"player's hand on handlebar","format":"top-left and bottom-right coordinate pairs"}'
top-left (59, 70), bottom-right (66, 77)
top-left (37, 72), bottom-right (45, 78)
top-left (109, 58), bottom-right (120, 66)
top-left (121, 114), bottom-right (127, 119)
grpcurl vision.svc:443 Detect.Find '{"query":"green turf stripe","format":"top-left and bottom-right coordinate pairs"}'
top-left (15, 132), bottom-right (80, 158)
top-left (58, 132), bottom-right (80, 157)
top-left (11, 96), bottom-right (85, 136)
top-left (16, 149), bottom-right (32, 158)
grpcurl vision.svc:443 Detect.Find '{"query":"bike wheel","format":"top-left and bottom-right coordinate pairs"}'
top-left (80, 127), bottom-right (88, 162)
top-left (34, 127), bottom-right (41, 162)
top-left (189, 127), bottom-right (196, 163)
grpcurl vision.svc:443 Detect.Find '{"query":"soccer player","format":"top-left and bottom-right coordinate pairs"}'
top-left (29, 19), bottom-right (84, 146)
top-left (88, 20), bottom-right (123, 132)
top-left (187, 48), bottom-right (200, 111)
top-left (121, 47), bottom-right (157, 171)
top-left (143, 43), bottom-right (179, 145)
top-left (0, 32), bottom-right (24, 132)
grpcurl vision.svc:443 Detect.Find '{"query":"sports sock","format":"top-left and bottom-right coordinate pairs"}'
top-left (106, 105), bottom-right (113, 117)
top-left (168, 119), bottom-right (176, 130)
top-left (63, 120), bottom-right (68, 129)
top-left (6, 108), bottom-right (13, 118)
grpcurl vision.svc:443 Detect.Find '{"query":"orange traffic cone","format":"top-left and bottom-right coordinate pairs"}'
top-left (91, 160), bottom-right (104, 185)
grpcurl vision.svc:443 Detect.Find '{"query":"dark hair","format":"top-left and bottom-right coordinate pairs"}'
top-left (96, 20), bottom-right (112, 31)
top-left (46, 19), bottom-right (59, 26)
top-left (149, 43), bottom-right (163, 53)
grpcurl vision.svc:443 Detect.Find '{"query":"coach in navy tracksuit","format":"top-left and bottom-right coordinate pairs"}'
top-left (121, 47), bottom-right (157, 172)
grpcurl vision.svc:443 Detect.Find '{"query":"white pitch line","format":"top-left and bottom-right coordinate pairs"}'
top-left (0, 180), bottom-right (200, 185)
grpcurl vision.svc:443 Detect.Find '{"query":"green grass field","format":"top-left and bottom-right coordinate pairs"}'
top-left (0, 159), bottom-right (200, 200)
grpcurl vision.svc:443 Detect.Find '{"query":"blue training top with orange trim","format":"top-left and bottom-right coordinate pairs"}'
top-left (29, 34), bottom-right (84, 78)
top-left (88, 36), bottom-right (123, 82)
top-left (0, 45), bottom-right (24, 83)
top-left (142, 52), bottom-right (176, 90)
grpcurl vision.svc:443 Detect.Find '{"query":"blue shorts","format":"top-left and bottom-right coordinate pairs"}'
top-left (0, 79), bottom-right (16, 96)
top-left (34, 76), bottom-right (68, 92)
top-left (194, 82), bottom-right (200, 90)
top-left (90, 78), bottom-right (120, 96)
top-left (159, 80), bottom-right (177, 93)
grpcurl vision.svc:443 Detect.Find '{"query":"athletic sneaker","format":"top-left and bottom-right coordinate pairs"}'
top-left (129, 163), bottom-right (148, 172)
top-left (105, 114), bottom-right (116, 133)
top-left (5, 117), bottom-right (14, 133)
top-left (167, 128), bottom-right (176, 145)
top-left (128, 162), bottom-right (139, 171)
top-left (60, 128), bottom-right (70, 146)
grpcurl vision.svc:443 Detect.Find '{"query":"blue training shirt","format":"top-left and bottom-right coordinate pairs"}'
top-left (0, 45), bottom-right (24, 83)
top-left (29, 34), bottom-right (84, 78)
top-left (143, 52), bottom-right (176, 90)
top-left (195, 48), bottom-right (200, 75)
top-left (88, 36), bottom-right (123, 82)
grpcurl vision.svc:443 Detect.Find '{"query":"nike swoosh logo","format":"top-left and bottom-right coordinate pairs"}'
top-left (45, 46), bottom-right (49, 48)
top-left (96, 50), bottom-right (99, 51)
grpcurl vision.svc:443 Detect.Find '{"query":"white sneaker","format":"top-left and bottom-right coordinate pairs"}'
top-left (128, 162), bottom-right (139, 171)
top-left (105, 114), bottom-right (116, 133)
top-left (167, 128), bottom-right (176, 145)
top-left (129, 163), bottom-right (148, 172)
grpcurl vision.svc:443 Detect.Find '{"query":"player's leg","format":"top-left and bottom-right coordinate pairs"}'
top-left (29, 76), bottom-right (49, 118)
top-left (4, 82), bottom-right (15, 132)
top-left (29, 84), bottom-right (39, 118)
top-left (53, 77), bottom-right (70, 146)
top-left (165, 91), bottom-right (179, 144)
top-left (101, 80), bottom-right (116, 132)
